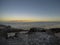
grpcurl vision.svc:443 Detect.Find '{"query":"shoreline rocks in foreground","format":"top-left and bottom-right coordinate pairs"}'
top-left (0, 24), bottom-right (60, 45)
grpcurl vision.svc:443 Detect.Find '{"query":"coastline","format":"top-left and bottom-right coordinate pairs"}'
top-left (0, 24), bottom-right (60, 45)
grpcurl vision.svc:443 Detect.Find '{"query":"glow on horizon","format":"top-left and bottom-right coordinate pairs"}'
top-left (0, 17), bottom-right (60, 22)
top-left (0, 0), bottom-right (60, 22)
top-left (0, 13), bottom-right (60, 22)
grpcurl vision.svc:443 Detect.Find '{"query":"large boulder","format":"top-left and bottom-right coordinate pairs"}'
top-left (28, 28), bottom-right (46, 34)
top-left (50, 28), bottom-right (60, 33)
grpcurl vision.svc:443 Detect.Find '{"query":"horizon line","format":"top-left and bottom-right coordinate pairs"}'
top-left (0, 20), bottom-right (60, 22)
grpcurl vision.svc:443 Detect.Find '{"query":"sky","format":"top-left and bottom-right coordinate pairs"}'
top-left (0, 0), bottom-right (60, 22)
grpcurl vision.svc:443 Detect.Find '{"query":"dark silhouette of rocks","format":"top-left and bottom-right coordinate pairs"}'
top-left (45, 29), bottom-right (55, 35)
top-left (28, 27), bottom-right (46, 34)
top-left (50, 28), bottom-right (60, 33)
top-left (14, 32), bottom-right (20, 38)
top-left (0, 24), bottom-right (9, 45)
top-left (6, 25), bottom-right (11, 28)
top-left (0, 24), bottom-right (28, 38)
top-left (0, 29), bottom-right (8, 39)
top-left (0, 24), bottom-right (60, 45)
top-left (30, 27), bottom-right (46, 32)
top-left (0, 24), bottom-right (7, 28)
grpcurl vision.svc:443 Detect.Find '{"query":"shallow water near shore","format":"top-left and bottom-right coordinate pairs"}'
top-left (0, 22), bottom-right (60, 30)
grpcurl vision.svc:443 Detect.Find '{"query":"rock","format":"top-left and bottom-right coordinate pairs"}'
top-left (50, 28), bottom-right (60, 33)
top-left (14, 32), bottom-right (28, 39)
top-left (0, 37), bottom-right (8, 45)
top-left (0, 30), bottom-right (8, 39)
top-left (8, 36), bottom-right (15, 39)
top-left (28, 28), bottom-right (46, 34)
top-left (28, 32), bottom-right (59, 45)
top-left (0, 25), bottom-right (59, 45)
top-left (5, 30), bottom-right (60, 45)
top-left (14, 32), bottom-right (20, 38)
top-left (46, 29), bottom-right (55, 35)
top-left (6, 25), bottom-right (11, 29)
top-left (12, 28), bottom-right (60, 45)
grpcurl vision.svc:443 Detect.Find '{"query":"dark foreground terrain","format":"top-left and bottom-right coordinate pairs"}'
top-left (0, 24), bottom-right (60, 45)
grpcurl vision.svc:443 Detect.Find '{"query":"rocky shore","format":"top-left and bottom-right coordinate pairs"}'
top-left (0, 24), bottom-right (60, 45)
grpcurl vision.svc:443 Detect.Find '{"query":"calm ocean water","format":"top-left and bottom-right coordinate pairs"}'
top-left (0, 22), bottom-right (60, 30)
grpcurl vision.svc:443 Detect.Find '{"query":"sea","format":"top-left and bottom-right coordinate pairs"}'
top-left (0, 22), bottom-right (60, 30)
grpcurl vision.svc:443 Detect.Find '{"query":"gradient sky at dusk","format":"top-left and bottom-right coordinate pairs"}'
top-left (0, 0), bottom-right (60, 22)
